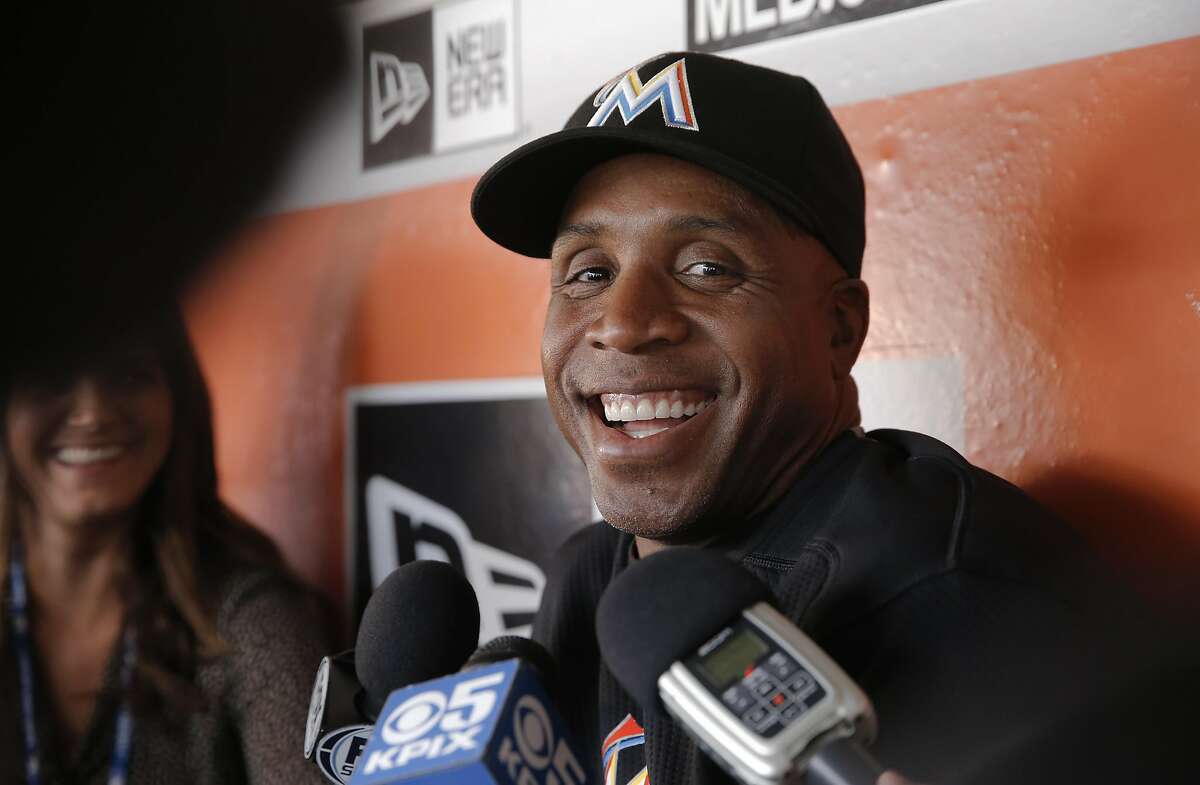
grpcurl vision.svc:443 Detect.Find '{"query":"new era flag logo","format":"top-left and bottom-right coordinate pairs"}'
top-left (361, 0), bottom-right (517, 169)
top-left (369, 53), bottom-right (431, 143)
top-left (365, 476), bottom-right (545, 642)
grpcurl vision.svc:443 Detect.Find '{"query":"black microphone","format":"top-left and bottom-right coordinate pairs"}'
top-left (305, 560), bottom-right (482, 784)
top-left (305, 648), bottom-right (372, 782)
top-left (355, 560), bottom-right (482, 717)
top-left (462, 635), bottom-right (559, 685)
top-left (349, 635), bottom-right (588, 784)
top-left (596, 548), bottom-right (883, 785)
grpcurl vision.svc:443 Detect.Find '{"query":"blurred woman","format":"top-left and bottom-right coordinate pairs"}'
top-left (0, 307), bottom-right (326, 784)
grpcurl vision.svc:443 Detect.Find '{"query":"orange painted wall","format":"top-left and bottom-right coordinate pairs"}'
top-left (189, 35), bottom-right (1200, 609)
top-left (840, 37), bottom-right (1200, 595)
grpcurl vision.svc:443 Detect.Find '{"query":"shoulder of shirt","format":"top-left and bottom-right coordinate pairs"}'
top-left (532, 522), bottom-right (621, 656)
top-left (556, 519), bottom-right (625, 559)
top-left (754, 428), bottom-right (1099, 632)
top-left (539, 521), bottom-right (624, 594)
top-left (210, 565), bottom-right (318, 638)
top-left (861, 427), bottom-right (1086, 573)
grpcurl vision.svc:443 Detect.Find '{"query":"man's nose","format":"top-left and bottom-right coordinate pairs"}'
top-left (585, 268), bottom-right (688, 353)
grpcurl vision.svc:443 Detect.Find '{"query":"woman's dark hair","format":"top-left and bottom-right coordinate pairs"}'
top-left (0, 304), bottom-right (291, 714)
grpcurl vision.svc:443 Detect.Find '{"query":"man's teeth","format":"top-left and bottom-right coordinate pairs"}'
top-left (56, 446), bottom-right (124, 465)
top-left (628, 425), bottom-right (672, 440)
top-left (600, 392), bottom-right (714, 423)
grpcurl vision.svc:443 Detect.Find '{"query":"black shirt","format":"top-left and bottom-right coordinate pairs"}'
top-left (533, 429), bottom-right (1128, 785)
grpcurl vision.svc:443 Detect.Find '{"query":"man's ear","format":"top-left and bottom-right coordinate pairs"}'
top-left (829, 278), bottom-right (869, 379)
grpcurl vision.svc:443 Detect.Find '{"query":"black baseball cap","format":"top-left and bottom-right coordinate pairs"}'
top-left (470, 51), bottom-right (866, 277)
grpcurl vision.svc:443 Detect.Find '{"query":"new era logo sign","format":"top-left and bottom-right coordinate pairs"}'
top-left (361, 0), bottom-right (517, 170)
top-left (347, 382), bottom-right (595, 647)
top-left (362, 10), bottom-right (434, 168)
top-left (365, 476), bottom-right (545, 641)
top-left (369, 53), bottom-right (431, 143)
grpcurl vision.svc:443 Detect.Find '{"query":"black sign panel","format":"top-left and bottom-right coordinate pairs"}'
top-left (687, 0), bottom-right (952, 53)
top-left (348, 385), bottom-right (594, 641)
top-left (362, 11), bottom-right (434, 169)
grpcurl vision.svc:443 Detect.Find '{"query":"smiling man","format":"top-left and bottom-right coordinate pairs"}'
top-left (470, 52), bottom-right (1110, 785)
top-left (540, 151), bottom-right (863, 557)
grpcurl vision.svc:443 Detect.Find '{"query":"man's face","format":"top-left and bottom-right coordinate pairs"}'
top-left (543, 153), bottom-right (866, 543)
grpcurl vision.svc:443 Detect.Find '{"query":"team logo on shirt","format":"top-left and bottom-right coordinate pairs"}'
top-left (602, 713), bottom-right (649, 785)
top-left (588, 58), bottom-right (699, 132)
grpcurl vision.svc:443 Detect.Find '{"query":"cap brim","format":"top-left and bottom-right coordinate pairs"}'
top-left (470, 126), bottom-right (816, 259)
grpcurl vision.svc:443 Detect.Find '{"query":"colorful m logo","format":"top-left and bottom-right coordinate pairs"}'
top-left (588, 58), bottom-right (700, 132)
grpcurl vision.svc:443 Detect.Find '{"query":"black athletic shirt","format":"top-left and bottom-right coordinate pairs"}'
top-left (533, 429), bottom-right (1130, 785)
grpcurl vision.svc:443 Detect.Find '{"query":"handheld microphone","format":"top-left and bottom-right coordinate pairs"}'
top-left (348, 636), bottom-right (589, 785)
top-left (305, 560), bottom-right (482, 784)
top-left (305, 648), bottom-right (373, 783)
top-left (462, 635), bottom-right (559, 684)
top-left (596, 549), bottom-right (882, 785)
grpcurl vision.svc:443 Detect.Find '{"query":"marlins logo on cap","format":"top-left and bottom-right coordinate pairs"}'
top-left (471, 51), bottom-right (865, 274)
top-left (588, 58), bottom-right (699, 132)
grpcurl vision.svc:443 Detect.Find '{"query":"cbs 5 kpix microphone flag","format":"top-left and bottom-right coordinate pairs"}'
top-left (346, 379), bottom-right (594, 643)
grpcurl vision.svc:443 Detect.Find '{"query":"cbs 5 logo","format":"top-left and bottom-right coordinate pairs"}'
top-left (497, 695), bottom-right (585, 785)
top-left (381, 671), bottom-right (505, 747)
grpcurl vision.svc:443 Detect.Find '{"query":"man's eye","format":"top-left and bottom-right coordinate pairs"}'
top-left (569, 267), bottom-right (611, 283)
top-left (683, 261), bottom-right (728, 277)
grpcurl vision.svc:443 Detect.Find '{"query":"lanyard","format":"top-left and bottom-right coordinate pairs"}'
top-left (8, 543), bottom-right (136, 785)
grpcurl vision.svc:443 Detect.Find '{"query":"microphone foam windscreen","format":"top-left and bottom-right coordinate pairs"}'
top-left (355, 560), bottom-right (481, 708)
top-left (596, 548), bottom-right (772, 708)
top-left (465, 635), bottom-right (559, 687)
